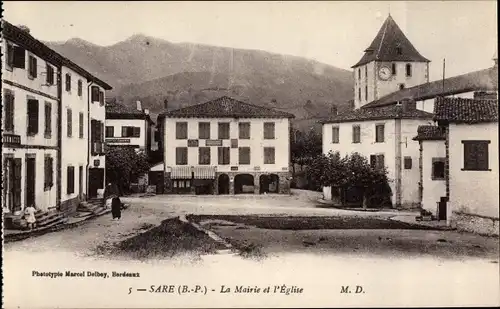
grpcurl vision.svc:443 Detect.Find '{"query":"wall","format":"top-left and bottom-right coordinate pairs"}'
top-left (448, 122), bottom-right (499, 219)
top-left (163, 117), bottom-right (290, 174)
top-left (322, 119), bottom-right (397, 204)
top-left (60, 66), bottom-right (88, 209)
top-left (353, 62), bottom-right (376, 109)
top-left (105, 118), bottom-right (147, 150)
top-left (421, 140), bottom-right (446, 214)
top-left (416, 91), bottom-right (478, 113)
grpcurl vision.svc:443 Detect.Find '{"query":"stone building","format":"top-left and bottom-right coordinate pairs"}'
top-left (157, 96), bottom-right (295, 195)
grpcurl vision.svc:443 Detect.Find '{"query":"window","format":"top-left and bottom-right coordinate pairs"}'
top-left (218, 122), bottom-right (230, 139)
top-left (176, 122), bottom-right (188, 139)
top-left (91, 86), bottom-right (100, 102)
top-left (121, 126), bottom-right (140, 138)
top-left (28, 55), bottom-right (37, 79)
top-left (79, 112), bottom-right (84, 138)
top-left (239, 147), bottom-right (251, 165)
top-left (5, 42), bottom-right (14, 70)
top-left (198, 147), bottom-right (211, 165)
top-left (198, 122), bottom-right (211, 139)
top-left (67, 109), bottom-right (72, 137)
top-left (352, 125), bottom-right (361, 143)
top-left (218, 147), bottom-right (230, 165)
top-left (105, 126), bottom-right (114, 137)
top-left (67, 166), bottom-right (75, 194)
top-left (404, 156), bottom-right (412, 169)
top-left (399, 84), bottom-right (405, 90)
top-left (239, 122), bottom-right (250, 139)
top-left (99, 91), bottom-right (104, 106)
top-left (358, 68), bottom-right (361, 80)
top-left (3, 91), bottom-right (15, 132)
top-left (432, 158), bottom-right (445, 180)
top-left (365, 86), bottom-right (368, 101)
top-left (78, 80), bottom-right (83, 97)
top-left (176, 147), bottom-right (188, 165)
top-left (375, 124), bottom-right (385, 143)
top-left (44, 155), bottom-right (54, 191)
top-left (391, 63), bottom-right (397, 75)
top-left (332, 126), bottom-right (339, 143)
top-left (370, 154), bottom-right (385, 170)
top-left (358, 88), bottom-right (361, 101)
top-left (27, 99), bottom-right (39, 135)
top-left (44, 102), bottom-right (52, 138)
top-left (406, 63), bottom-right (412, 77)
top-left (46, 64), bottom-right (54, 85)
top-left (65, 74), bottom-right (71, 92)
top-left (264, 147), bottom-right (275, 164)
top-left (11, 45), bottom-right (26, 69)
top-left (396, 46), bottom-right (403, 55)
top-left (264, 122), bottom-right (275, 139)
top-left (365, 66), bottom-right (368, 79)
top-left (463, 140), bottom-right (490, 171)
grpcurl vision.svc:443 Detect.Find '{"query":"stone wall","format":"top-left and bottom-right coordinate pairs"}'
top-left (451, 211), bottom-right (499, 236)
top-left (60, 196), bottom-right (80, 216)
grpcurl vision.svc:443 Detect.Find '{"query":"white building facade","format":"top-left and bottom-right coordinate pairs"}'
top-left (159, 96), bottom-right (294, 195)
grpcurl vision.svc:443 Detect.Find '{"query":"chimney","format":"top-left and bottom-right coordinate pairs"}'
top-left (474, 91), bottom-right (498, 100)
top-left (18, 25), bottom-right (31, 34)
top-left (163, 99), bottom-right (168, 110)
top-left (136, 100), bottom-right (142, 111)
top-left (144, 109), bottom-right (150, 115)
top-left (331, 104), bottom-right (338, 115)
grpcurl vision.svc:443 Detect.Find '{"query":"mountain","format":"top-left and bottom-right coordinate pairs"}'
top-left (47, 36), bottom-right (354, 129)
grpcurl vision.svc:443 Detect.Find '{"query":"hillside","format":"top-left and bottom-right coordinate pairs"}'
top-left (47, 35), bottom-right (354, 128)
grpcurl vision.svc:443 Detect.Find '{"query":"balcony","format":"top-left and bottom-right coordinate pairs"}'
top-left (2, 133), bottom-right (21, 146)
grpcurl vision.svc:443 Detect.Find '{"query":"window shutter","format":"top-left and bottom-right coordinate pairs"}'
top-left (370, 155), bottom-right (376, 168)
top-left (13, 158), bottom-right (22, 210)
top-left (264, 147), bottom-right (275, 164)
top-left (99, 91), bottom-right (104, 105)
top-left (49, 157), bottom-right (54, 186)
top-left (79, 112), bottom-right (84, 138)
top-left (67, 109), bottom-right (72, 137)
top-left (4, 93), bottom-right (14, 131)
top-left (133, 127), bottom-right (140, 137)
top-left (45, 103), bottom-right (52, 137)
top-left (264, 123), bottom-right (275, 139)
top-left (27, 99), bottom-right (39, 135)
top-left (32, 57), bottom-right (38, 77)
top-left (13, 46), bottom-right (26, 69)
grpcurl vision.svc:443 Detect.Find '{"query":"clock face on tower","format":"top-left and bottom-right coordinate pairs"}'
top-left (378, 66), bottom-right (392, 80)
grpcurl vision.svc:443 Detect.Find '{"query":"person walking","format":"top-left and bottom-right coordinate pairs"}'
top-left (111, 196), bottom-right (122, 220)
top-left (24, 205), bottom-right (37, 230)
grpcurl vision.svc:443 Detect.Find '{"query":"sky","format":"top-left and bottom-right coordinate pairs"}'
top-left (3, 1), bottom-right (498, 81)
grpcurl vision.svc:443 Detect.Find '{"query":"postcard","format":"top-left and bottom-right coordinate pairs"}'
top-left (2, 1), bottom-right (499, 308)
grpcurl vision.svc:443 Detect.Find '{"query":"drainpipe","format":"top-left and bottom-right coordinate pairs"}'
top-left (56, 68), bottom-right (62, 209)
top-left (86, 81), bottom-right (94, 199)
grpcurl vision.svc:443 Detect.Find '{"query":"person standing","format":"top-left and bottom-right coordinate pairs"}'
top-left (111, 196), bottom-right (122, 220)
top-left (24, 205), bottom-right (37, 230)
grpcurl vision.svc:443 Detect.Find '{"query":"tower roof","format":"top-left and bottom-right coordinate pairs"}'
top-left (352, 15), bottom-right (430, 68)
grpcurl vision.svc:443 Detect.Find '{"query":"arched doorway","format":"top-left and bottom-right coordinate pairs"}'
top-left (259, 174), bottom-right (270, 194)
top-left (234, 174), bottom-right (254, 194)
top-left (218, 174), bottom-right (230, 195)
top-left (269, 174), bottom-right (279, 193)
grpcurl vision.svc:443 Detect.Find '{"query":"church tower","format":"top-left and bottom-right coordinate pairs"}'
top-left (352, 15), bottom-right (430, 109)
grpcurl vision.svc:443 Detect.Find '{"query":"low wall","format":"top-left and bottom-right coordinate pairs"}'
top-left (451, 211), bottom-right (499, 236)
top-left (60, 196), bottom-right (80, 216)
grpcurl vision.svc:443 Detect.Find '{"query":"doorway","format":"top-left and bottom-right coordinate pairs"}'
top-left (25, 156), bottom-right (36, 207)
top-left (234, 174), bottom-right (254, 194)
top-left (88, 168), bottom-right (104, 198)
top-left (438, 197), bottom-right (447, 221)
top-left (79, 166), bottom-right (83, 200)
top-left (218, 174), bottom-right (230, 194)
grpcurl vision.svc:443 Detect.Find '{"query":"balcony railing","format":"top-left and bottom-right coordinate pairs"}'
top-left (2, 133), bottom-right (21, 146)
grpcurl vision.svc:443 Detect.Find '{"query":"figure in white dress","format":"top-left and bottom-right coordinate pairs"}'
top-left (24, 205), bottom-right (37, 230)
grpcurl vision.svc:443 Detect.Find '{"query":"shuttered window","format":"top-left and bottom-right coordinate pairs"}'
top-left (67, 109), bottom-right (72, 137)
top-left (332, 126), bottom-right (339, 143)
top-left (463, 141), bottom-right (490, 171)
top-left (65, 74), bottom-right (71, 92)
top-left (91, 86), bottom-right (100, 102)
top-left (79, 112), bottom-right (84, 138)
top-left (264, 122), bottom-right (275, 139)
top-left (44, 102), bottom-right (52, 138)
top-left (121, 126), bottom-right (140, 137)
top-left (27, 99), bottom-right (39, 135)
top-left (44, 156), bottom-right (54, 190)
top-left (264, 147), bottom-right (275, 164)
top-left (198, 147), bottom-right (211, 165)
top-left (239, 122), bottom-right (250, 139)
top-left (239, 147), bottom-right (251, 165)
top-left (28, 55), bottom-right (37, 78)
top-left (106, 126), bottom-right (114, 137)
top-left (406, 63), bottom-right (412, 77)
top-left (370, 154), bottom-right (385, 170)
top-left (176, 147), bottom-right (188, 165)
top-left (12, 46), bottom-right (26, 69)
top-left (352, 125), bottom-right (360, 143)
top-left (176, 122), bottom-right (188, 139)
top-left (99, 91), bottom-right (104, 105)
top-left (13, 158), bottom-right (22, 211)
top-left (198, 122), bottom-right (210, 139)
top-left (218, 122), bottom-right (230, 139)
top-left (218, 147), bottom-right (230, 165)
top-left (375, 124), bottom-right (385, 143)
top-left (432, 158), bottom-right (445, 180)
top-left (3, 91), bottom-right (15, 132)
top-left (78, 80), bottom-right (83, 97)
top-left (5, 42), bottom-right (14, 70)
top-left (67, 166), bottom-right (75, 194)
top-left (46, 64), bottom-right (54, 85)
top-left (404, 156), bottom-right (412, 169)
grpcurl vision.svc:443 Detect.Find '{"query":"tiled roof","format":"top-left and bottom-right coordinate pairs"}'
top-left (352, 15), bottom-right (430, 68)
top-left (319, 104), bottom-right (433, 124)
top-left (412, 125), bottom-right (446, 141)
top-left (363, 66), bottom-right (498, 108)
top-left (158, 96), bottom-right (296, 120)
top-left (2, 20), bottom-right (112, 90)
top-left (433, 97), bottom-right (498, 124)
top-left (106, 102), bottom-right (154, 123)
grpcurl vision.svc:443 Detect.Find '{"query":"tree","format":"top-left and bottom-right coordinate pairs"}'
top-left (106, 146), bottom-right (150, 195)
